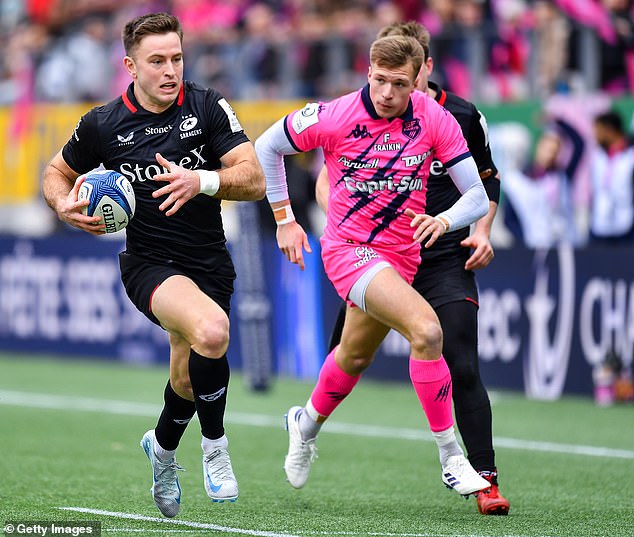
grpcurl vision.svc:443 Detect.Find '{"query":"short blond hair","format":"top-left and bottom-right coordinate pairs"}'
top-left (369, 36), bottom-right (424, 82)
top-left (377, 21), bottom-right (431, 61)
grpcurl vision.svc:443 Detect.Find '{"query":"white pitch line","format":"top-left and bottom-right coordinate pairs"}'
top-left (103, 530), bottom-right (197, 533)
top-left (58, 507), bottom-right (301, 537)
top-left (3, 389), bottom-right (634, 460)
top-left (59, 507), bottom-right (551, 537)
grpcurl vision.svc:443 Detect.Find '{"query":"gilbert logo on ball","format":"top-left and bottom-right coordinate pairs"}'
top-left (78, 169), bottom-right (136, 233)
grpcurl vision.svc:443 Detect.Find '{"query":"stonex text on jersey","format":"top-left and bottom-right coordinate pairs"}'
top-left (61, 81), bottom-right (250, 264)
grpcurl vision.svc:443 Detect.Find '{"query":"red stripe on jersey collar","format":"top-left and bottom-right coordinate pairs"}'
top-left (122, 89), bottom-right (137, 113)
top-left (122, 83), bottom-right (184, 113)
top-left (177, 83), bottom-right (184, 105)
top-left (437, 88), bottom-right (447, 106)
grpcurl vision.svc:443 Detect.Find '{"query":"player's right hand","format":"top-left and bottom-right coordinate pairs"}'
top-left (276, 221), bottom-right (312, 270)
top-left (58, 176), bottom-right (105, 235)
top-left (152, 152), bottom-right (200, 216)
top-left (405, 208), bottom-right (445, 248)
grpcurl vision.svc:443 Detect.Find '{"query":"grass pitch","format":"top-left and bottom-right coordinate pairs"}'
top-left (1, 353), bottom-right (633, 537)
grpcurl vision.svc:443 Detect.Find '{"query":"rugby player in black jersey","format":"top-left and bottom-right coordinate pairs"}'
top-left (42, 12), bottom-right (265, 517)
top-left (315, 22), bottom-right (509, 515)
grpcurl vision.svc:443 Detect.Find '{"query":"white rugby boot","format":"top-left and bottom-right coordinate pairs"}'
top-left (441, 454), bottom-right (491, 497)
top-left (283, 406), bottom-right (318, 489)
top-left (202, 448), bottom-right (239, 502)
top-left (140, 430), bottom-right (183, 518)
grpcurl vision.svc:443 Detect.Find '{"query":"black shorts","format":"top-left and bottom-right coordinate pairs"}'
top-left (412, 256), bottom-right (478, 310)
top-left (119, 251), bottom-right (235, 326)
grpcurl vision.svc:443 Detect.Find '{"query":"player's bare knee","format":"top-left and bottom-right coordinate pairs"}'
top-left (350, 356), bottom-right (373, 374)
top-left (194, 319), bottom-right (230, 357)
top-left (338, 353), bottom-right (373, 375)
top-left (410, 321), bottom-right (443, 357)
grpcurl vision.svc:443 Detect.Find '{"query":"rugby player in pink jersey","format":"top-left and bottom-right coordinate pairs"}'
top-left (316, 22), bottom-right (510, 516)
top-left (255, 35), bottom-right (490, 497)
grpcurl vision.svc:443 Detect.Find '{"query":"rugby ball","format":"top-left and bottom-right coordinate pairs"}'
top-left (78, 169), bottom-right (135, 233)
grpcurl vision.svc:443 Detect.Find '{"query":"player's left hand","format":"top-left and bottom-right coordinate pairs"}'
top-left (152, 152), bottom-right (201, 216)
top-left (276, 220), bottom-right (312, 270)
top-left (405, 208), bottom-right (445, 248)
top-left (461, 230), bottom-right (494, 270)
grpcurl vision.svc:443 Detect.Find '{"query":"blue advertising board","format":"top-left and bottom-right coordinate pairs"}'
top-left (0, 233), bottom-right (325, 385)
top-left (360, 244), bottom-right (634, 399)
top-left (1, 234), bottom-right (632, 399)
top-left (0, 235), bottom-right (170, 364)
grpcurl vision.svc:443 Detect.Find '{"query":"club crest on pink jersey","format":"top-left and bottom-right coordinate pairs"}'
top-left (402, 119), bottom-right (421, 140)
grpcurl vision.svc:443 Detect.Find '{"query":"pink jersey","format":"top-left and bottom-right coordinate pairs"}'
top-left (285, 85), bottom-right (470, 247)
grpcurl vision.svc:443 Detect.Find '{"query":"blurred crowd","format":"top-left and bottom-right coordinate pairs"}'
top-left (1, 0), bottom-right (634, 104)
top-left (490, 95), bottom-right (634, 248)
top-left (1, 0), bottom-right (633, 247)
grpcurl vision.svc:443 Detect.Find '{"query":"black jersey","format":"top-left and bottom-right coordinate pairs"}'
top-left (62, 81), bottom-right (250, 267)
top-left (422, 81), bottom-right (498, 263)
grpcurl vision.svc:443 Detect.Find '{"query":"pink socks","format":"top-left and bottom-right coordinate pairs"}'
top-left (409, 356), bottom-right (454, 432)
top-left (308, 348), bottom-right (361, 418)
top-left (307, 351), bottom-right (454, 434)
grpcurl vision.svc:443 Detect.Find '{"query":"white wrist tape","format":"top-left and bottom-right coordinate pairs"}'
top-left (434, 216), bottom-right (450, 233)
top-left (273, 204), bottom-right (295, 225)
top-left (199, 170), bottom-right (220, 196)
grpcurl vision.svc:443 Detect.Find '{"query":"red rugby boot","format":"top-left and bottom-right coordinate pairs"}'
top-left (474, 471), bottom-right (510, 516)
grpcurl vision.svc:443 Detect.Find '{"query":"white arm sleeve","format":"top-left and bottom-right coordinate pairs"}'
top-left (435, 156), bottom-right (489, 231)
top-left (254, 118), bottom-right (299, 203)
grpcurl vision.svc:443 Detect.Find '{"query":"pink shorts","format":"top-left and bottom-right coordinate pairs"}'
top-left (320, 236), bottom-right (421, 305)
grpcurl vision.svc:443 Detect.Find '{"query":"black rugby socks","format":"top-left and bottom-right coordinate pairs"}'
top-left (155, 380), bottom-right (196, 451)
top-left (188, 350), bottom-right (230, 440)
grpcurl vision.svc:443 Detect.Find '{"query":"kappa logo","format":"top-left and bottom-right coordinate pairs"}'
top-left (402, 119), bottom-right (421, 140)
top-left (353, 246), bottom-right (379, 268)
top-left (346, 124), bottom-right (372, 139)
top-left (116, 131), bottom-right (134, 145)
top-left (199, 387), bottom-right (226, 402)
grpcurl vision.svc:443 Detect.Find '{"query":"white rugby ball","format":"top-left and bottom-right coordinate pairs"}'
top-left (78, 169), bottom-right (136, 233)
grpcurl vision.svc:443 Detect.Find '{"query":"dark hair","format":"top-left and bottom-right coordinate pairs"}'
top-left (594, 110), bottom-right (625, 134)
top-left (377, 21), bottom-right (431, 61)
top-left (122, 12), bottom-right (183, 56)
top-left (369, 35), bottom-right (424, 81)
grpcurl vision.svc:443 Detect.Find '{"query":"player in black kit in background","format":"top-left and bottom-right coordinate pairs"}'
top-left (315, 22), bottom-right (509, 516)
top-left (41, 12), bottom-right (265, 518)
